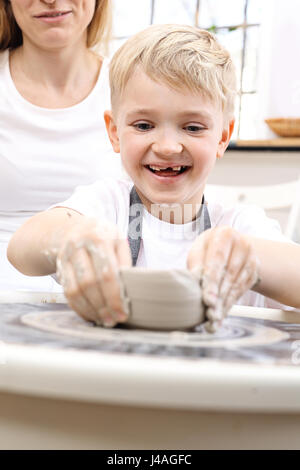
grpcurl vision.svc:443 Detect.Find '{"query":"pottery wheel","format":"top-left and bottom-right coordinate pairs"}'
top-left (1, 303), bottom-right (298, 364)
top-left (21, 309), bottom-right (288, 349)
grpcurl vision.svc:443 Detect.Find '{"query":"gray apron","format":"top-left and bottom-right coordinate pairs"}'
top-left (128, 186), bottom-right (211, 266)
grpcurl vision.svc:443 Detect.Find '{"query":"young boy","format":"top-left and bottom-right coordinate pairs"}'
top-left (7, 24), bottom-right (300, 331)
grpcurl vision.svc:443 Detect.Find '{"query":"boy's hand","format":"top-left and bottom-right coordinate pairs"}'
top-left (56, 218), bottom-right (132, 327)
top-left (187, 226), bottom-right (260, 332)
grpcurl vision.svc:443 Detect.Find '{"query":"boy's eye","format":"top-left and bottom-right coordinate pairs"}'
top-left (184, 125), bottom-right (204, 133)
top-left (133, 122), bottom-right (153, 131)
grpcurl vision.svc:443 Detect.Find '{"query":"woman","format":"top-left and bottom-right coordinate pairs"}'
top-left (0, 0), bottom-right (121, 291)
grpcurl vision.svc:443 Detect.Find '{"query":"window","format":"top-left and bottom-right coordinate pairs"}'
top-left (111, 0), bottom-right (263, 140)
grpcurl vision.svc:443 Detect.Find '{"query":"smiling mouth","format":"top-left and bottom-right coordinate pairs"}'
top-left (146, 165), bottom-right (190, 177)
top-left (35, 11), bottom-right (72, 18)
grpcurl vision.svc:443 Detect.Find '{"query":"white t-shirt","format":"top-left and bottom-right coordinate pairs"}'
top-left (0, 50), bottom-right (122, 291)
top-left (57, 177), bottom-right (292, 309)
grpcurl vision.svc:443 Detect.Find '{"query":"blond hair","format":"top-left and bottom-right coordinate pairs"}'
top-left (0, 0), bottom-right (112, 51)
top-left (110, 24), bottom-right (237, 119)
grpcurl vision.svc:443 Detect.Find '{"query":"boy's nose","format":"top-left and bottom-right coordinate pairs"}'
top-left (152, 132), bottom-right (183, 156)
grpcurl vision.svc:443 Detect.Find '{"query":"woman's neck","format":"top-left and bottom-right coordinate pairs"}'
top-left (9, 38), bottom-right (101, 108)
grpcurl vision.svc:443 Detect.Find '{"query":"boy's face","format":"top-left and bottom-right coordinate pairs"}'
top-left (105, 69), bottom-right (234, 215)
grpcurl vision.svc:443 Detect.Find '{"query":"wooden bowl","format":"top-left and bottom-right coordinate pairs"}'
top-left (265, 118), bottom-right (300, 137)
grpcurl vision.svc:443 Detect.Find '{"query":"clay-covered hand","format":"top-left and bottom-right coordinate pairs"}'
top-left (56, 218), bottom-right (132, 327)
top-left (187, 226), bottom-right (260, 332)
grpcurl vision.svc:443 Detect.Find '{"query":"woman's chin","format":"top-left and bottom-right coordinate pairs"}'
top-left (33, 33), bottom-right (77, 51)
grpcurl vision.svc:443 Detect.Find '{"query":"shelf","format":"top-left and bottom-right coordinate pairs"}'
top-left (228, 138), bottom-right (300, 152)
top-left (236, 138), bottom-right (300, 147)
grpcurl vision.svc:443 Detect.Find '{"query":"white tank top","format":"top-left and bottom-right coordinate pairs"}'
top-left (0, 50), bottom-right (121, 291)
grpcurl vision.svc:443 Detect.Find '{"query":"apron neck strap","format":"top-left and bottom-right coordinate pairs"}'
top-left (128, 186), bottom-right (211, 266)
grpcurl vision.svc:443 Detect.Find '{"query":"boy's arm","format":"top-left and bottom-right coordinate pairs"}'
top-left (8, 208), bottom-right (83, 276)
top-left (7, 208), bottom-right (132, 326)
top-left (248, 236), bottom-right (300, 308)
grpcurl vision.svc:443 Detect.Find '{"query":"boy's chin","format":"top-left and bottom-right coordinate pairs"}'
top-left (151, 200), bottom-right (182, 207)
top-left (146, 194), bottom-right (182, 207)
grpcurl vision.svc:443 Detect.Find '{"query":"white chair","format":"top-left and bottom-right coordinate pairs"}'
top-left (205, 180), bottom-right (300, 237)
top-left (285, 179), bottom-right (300, 242)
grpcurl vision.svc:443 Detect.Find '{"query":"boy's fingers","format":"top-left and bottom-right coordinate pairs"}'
top-left (85, 240), bottom-right (125, 326)
top-left (205, 297), bottom-right (225, 321)
top-left (203, 227), bottom-right (235, 285)
top-left (71, 247), bottom-right (107, 320)
top-left (61, 260), bottom-right (100, 324)
top-left (199, 228), bottom-right (234, 309)
top-left (188, 228), bottom-right (231, 314)
top-left (223, 250), bottom-right (259, 313)
top-left (188, 227), bottom-right (260, 331)
top-left (69, 296), bottom-right (101, 324)
top-left (218, 236), bottom-right (250, 301)
top-left (56, 220), bottom-right (129, 328)
top-left (116, 238), bottom-right (132, 268)
top-left (91, 240), bottom-right (128, 322)
top-left (204, 310), bottom-right (223, 333)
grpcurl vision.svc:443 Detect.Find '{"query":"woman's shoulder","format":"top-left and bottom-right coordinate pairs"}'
top-left (100, 55), bottom-right (110, 70)
top-left (83, 53), bottom-right (110, 107)
top-left (96, 54), bottom-right (110, 85)
top-left (90, 52), bottom-right (109, 78)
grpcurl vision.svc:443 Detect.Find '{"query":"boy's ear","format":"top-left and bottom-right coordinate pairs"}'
top-left (216, 119), bottom-right (235, 159)
top-left (104, 110), bottom-right (120, 153)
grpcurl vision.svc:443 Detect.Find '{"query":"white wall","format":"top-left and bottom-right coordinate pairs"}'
top-left (256, 0), bottom-right (300, 138)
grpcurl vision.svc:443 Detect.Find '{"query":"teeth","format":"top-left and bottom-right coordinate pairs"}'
top-left (45, 12), bottom-right (64, 17)
top-left (148, 165), bottom-right (183, 171)
top-left (149, 165), bottom-right (167, 171)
